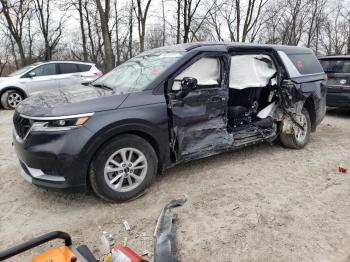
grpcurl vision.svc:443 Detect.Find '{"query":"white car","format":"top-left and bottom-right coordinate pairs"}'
top-left (0, 61), bottom-right (103, 109)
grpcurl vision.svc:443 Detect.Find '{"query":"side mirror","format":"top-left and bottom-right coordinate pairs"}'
top-left (175, 77), bottom-right (198, 99)
top-left (181, 77), bottom-right (198, 91)
top-left (28, 72), bottom-right (36, 78)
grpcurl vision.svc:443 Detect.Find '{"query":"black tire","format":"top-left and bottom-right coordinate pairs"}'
top-left (89, 134), bottom-right (158, 202)
top-left (280, 108), bottom-right (311, 149)
top-left (1, 90), bottom-right (24, 109)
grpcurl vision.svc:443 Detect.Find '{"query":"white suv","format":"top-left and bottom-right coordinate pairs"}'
top-left (0, 61), bottom-right (103, 109)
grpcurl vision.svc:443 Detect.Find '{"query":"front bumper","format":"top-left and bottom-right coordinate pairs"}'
top-left (13, 125), bottom-right (95, 192)
top-left (17, 159), bottom-right (81, 191)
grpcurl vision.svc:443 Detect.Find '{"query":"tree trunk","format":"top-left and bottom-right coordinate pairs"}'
top-left (78, 0), bottom-right (88, 61)
top-left (0, 0), bottom-right (27, 66)
top-left (96, 0), bottom-right (114, 72)
top-left (176, 0), bottom-right (181, 44)
top-left (135, 0), bottom-right (152, 52)
top-left (128, 1), bottom-right (133, 58)
top-left (162, 0), bottom-right (166, 46)
top-left (115, 1), bottom-right (121, 65)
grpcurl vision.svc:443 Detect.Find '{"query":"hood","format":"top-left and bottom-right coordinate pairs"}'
top-left (16, 85), bottom-right (129, 117)
top-left (0, 76), bottom-right (18, 84)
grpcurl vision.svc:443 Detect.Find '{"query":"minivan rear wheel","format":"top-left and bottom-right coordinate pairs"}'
top-left (1, 90), bottom-right (24, 109)
top-left (90, 134), bottom-right (158, 202)
top-left (280, 108), bottom-right (311, 149)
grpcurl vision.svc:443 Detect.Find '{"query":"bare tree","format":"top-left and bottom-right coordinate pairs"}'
top-left (134, 0), bottom-right (152, 52)
top-left (128, 0), bottom-right (134, 58)
top-left (161, 0), bottom-right (166, 45)
top-left (207, 1), bottom-right (224, 41)
top-left (34, 0), bottom-right (64, 60)
top-left (0, 0), bottom-right (30, 66)
top-left (96, 0), bottom-right (114, 71)
top-left (320, 3), bottom-right (348, 55)
top-left (176, 0), bottom-right (181, 43)
top-left (183, 0), bottom-right (202, 43)
top-left (223, 0), bottom-right (268, 42)
top-left (77, 0), bottom-right (88, 61)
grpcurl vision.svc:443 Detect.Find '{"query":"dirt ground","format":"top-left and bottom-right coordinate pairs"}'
top-left (1, 108), bottom-right (350, 262)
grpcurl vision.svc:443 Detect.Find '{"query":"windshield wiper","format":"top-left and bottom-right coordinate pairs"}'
top-left (92, 83), bottom-right (114, 91)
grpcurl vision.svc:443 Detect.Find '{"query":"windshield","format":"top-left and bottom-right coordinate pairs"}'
top-left (319, 59), bottom-right (350, 73)
top-left (9, 65), bottom-right (34, 77)
top-left (93, 51), bottom-right (183, 92)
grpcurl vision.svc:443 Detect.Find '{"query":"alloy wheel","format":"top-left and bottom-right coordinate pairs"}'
top-left (8, 92), bottom-right (23, 108)
top-left (103, 147), bottom-right (148, 192)
top-left (294, 113), bottom-right (308, 143)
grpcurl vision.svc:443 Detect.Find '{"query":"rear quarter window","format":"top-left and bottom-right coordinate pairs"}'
top-left (77, 64), bottom-right (92, 72)
top-left (287, 53), bottom-right (324, 75)
top-left (59, 63), bottom-right (79, 74)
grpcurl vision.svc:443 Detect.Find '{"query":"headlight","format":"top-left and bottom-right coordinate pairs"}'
top-left (24, 113), bottom-right (94, 132)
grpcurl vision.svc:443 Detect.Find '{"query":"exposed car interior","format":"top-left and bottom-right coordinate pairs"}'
top-left (171, 54), bottom-right (279, 138)
top-left (227, 54), bottom-right (278, 133)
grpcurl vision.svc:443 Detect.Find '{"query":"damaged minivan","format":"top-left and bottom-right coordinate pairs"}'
top-left (13, 42), bottom-right (327, 202)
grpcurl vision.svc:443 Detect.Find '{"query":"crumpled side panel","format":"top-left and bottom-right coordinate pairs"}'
top-left (169, 87), bottom-right (233, 161)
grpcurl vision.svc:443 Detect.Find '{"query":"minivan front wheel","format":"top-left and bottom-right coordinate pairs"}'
top-left (90, 134), bottom-right (158, 202)
top-left (280, 108), bottom-right (311, 149)
top-left (1, 90), bottom-right (24, 109)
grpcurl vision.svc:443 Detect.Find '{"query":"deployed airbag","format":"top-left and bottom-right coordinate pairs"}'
top-left (229, 55), bottom-right (276, 90)
top-left (172, 57), bottom-right (220, 90)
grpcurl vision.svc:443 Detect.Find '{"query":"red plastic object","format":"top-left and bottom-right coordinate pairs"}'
top-left (338, 165), bottom-right (347, 173)
top-left (111, 245), bottom-right (146, 262)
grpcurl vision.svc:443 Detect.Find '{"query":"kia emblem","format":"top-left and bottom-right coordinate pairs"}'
top-left (340, 79), bottom-right (347, 85)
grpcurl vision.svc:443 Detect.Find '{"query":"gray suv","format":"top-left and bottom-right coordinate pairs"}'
top-left (0, 61), bottom-right (102, 109)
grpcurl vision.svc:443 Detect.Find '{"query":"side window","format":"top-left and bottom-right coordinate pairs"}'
top-left (30, 64), bottom-right (56, 77)
top-left (59, 63), bottom-right (79, 74)
top-left (77, 64), bottom-right (92, 72)
top-left (172, 57), bottom-right (221, 91)
top-left (287, 53), bottom-right (323, 75)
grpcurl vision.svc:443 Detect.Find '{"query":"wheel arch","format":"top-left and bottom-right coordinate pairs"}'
top-left (0, 86), bottom-right (28, 99)
top-left (85, 125), bottom-right (166, 188)
top-left (303, 96), bottom-right (316, 132)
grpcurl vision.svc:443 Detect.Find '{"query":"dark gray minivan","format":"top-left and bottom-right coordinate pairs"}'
top-left (13, 42), bottom-right (327, 202)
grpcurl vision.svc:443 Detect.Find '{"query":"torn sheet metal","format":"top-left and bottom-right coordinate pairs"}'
top-left (154, 197), bottom-right (187, 262)
top-left (169, 87), bottom-right (233, 161)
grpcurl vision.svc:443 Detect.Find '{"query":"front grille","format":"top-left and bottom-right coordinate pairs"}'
top-left (13, 112), bottom-right (31, 139)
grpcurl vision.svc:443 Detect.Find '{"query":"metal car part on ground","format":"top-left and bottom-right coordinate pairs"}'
top-left (154, 197), bottom-right (187, 262)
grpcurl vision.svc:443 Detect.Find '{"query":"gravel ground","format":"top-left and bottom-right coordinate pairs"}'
top-left (0, 108), bottom-right (350, 262)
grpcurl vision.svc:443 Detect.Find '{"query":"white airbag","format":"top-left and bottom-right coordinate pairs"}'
top-left (172, 57), bottom-right (220, 90)
top-left (229, 55), bottom-right (276, 90)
